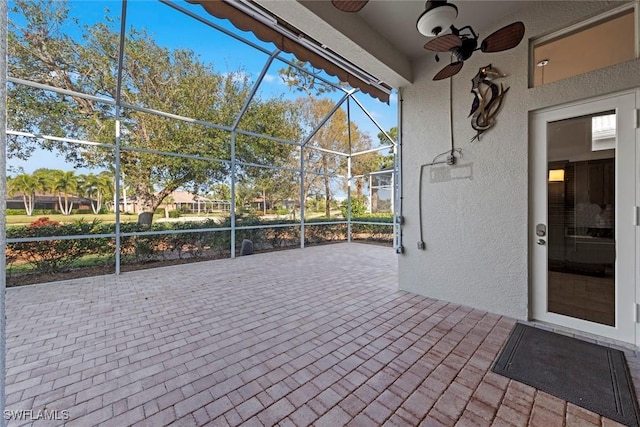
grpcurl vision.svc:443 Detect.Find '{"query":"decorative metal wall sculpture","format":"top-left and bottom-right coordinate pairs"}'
top-left (469, 64), bottom-right (509, 142)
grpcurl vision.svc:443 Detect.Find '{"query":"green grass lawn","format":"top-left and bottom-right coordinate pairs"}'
top-left (6, 212), bottom-right (158, 226)
top-left (7, 209), bottom-right (350, 226)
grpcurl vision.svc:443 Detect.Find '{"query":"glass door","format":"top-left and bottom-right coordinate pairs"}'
top-left (531, 93), bottom-right (636, 344)
top-left (546, 112), bottom-right (616, 326)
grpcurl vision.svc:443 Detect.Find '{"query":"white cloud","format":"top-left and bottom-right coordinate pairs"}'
top-left (261, 73), bottom-right (277, 84)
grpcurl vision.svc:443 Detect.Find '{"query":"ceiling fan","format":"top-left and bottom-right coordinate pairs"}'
top-left (413, 0), bottom-right (525, 80)
top-left (424, 20), bottom-right (525, 80)
top-left (331, 0), bottom-right (525, 81)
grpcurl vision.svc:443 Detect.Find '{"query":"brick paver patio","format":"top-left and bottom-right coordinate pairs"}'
top-left (5, 243), bottom-right (638, 426)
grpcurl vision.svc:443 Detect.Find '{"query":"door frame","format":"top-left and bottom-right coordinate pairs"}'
top-left (529, 90), bottom-right (637, 345)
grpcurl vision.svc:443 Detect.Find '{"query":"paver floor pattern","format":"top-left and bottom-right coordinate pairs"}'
top-left (4, 243), bottom-right (636, 426)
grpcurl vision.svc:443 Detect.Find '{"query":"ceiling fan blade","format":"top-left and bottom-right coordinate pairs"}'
top-left (424, 34), bottom-right (462, 52)
top-left (480, 21), bottom-right (525, 53)
top-left (331, 0), bottom-right (368, 12)
top-left (433, 61), bottom-right (464, 80)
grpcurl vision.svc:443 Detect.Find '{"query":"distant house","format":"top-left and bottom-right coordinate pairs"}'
top-left (367, 169), bottom-right (394, 214)
top-left (169, 190), bottom-right (230, 214)
top-left (7, 192), bottom-right (93, 212)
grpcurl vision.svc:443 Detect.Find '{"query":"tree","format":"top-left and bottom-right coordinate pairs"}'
top-left (298, 98), bottom-right (373, 217)
top-left (8, 173), bottom-right (37, 215)
top-left (208, 183), bottom-right (231, 201)
top-left (257, 169), bottom-right (299, 214)
top-left (349, 131), bottom-right (376, 199)
top-left (78, 171), bottom-right (113, 214)
top-left (8, 0), bottom-right (301, 224)
top-left (377, 126), bottom-right (398, 146)
top-left (32, 169), bottom-right (51, 197)
top-left (279, 59), bottom-right (336, 98)
top-left (234, 181), bottom-right (255, 215)
top-left (280, 58), bottom-right (380, 216)
top-left (376, 126), bottom-right (397, 170)
top-left (50, 170), bottom-right (78, 215)
top-left (95, 171), bottom-right (115, 213)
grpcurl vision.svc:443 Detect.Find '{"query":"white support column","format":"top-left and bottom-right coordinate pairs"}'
top-left (347, 97), bottom-right (352, 243)
top-left (300, 146), bottom-right (305, 248)
top-left (391, 164), bottom-right (395, 214)
top-left (0, 0), bottom-right (7, 418)
top-left (395, 89), bottom-right (403, 253)
top-left (230, 132), bottom-right (237, 258)
top-left (114, 0), bottom-right (128, 275)
top-left (347, 156), bottom-right (352, 243)
top-left (369, 175), bottom-right (373, 213)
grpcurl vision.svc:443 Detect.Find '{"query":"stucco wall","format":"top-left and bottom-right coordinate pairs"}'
top-left (398, 0), bottom-right (640, 319)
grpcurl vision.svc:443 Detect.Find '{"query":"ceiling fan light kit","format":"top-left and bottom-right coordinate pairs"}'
top-left (417, 1), bottom-right (459, 37)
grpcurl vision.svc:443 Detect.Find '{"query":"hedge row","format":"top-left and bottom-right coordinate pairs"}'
top-left (7, 208), bottom-right (111, 215)
top-left (7, 216), bottom-right (393, 275)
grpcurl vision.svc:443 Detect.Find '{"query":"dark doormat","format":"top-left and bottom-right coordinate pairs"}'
top-left (492, 323), bottom-right (640, 427)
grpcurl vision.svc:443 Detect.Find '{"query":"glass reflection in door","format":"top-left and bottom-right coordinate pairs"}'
top-left (547, 111), bottom-right (615, 326)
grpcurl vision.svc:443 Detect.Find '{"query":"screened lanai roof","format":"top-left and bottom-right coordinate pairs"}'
top-left (6, 0), bottom-right (399, 281)
top-left (8, 0), bottom-right (397, 155)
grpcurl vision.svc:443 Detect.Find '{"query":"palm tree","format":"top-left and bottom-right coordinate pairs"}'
top-left (32, 169), bottom-right (52, 199)
top-left (79, 171), bottom-right (114, 214)
top-left (78, 173), bottom-right (99, 214)
top-left (8, 173), bottom-right (37, 215)
top-left (50, 170), bottom-right (78, 215)
top-left (107, 166), bottom-right (129, 213)
top-left (96, 171), bottom-right (114, 214)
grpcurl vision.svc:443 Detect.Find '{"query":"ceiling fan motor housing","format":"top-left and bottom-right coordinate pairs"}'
top-left (455, 38), bottom-right (478, 61)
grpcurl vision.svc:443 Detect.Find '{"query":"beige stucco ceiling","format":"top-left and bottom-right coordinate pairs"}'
top-left (255, 0), bottom-right (532, 88)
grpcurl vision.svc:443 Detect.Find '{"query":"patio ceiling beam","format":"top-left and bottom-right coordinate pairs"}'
top-left (232, 49), bottom-right (281, 132)
top-left (301, 91), bottom-right (350, 147)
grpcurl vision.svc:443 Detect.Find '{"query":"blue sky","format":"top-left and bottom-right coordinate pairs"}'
top-left (8, 0), bottom-right (397, 175)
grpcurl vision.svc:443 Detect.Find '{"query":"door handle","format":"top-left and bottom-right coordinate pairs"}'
top-left (537, 239), bottom-right (546, 245)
